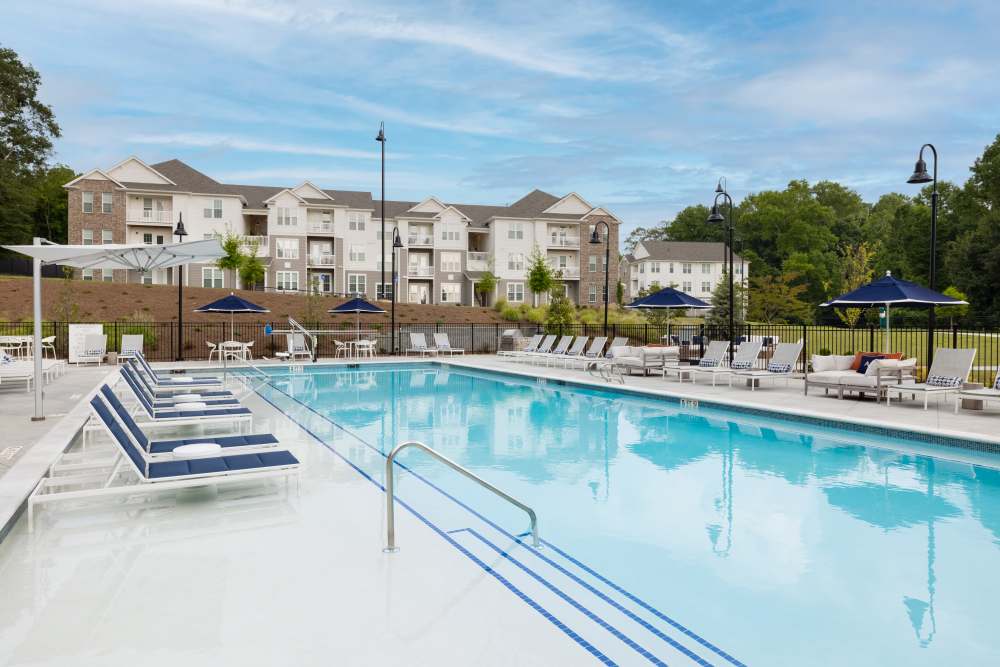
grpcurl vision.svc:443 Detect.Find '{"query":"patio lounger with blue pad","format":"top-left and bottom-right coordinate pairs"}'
top-left (552, 336), bottom-right (589, 367)
top-left (121, 366), bottom-right (240, 410)
top-left (954, 370), bottom-right (1000, 414)
top-left (514, 334), bottom-right (556, 361)
top-left (565, 337), bottom-right (607, 369)
top-left (126, 359), bottom-right (234, 398)
top-left (99, 385), bottom-right (278, 455)
top-left (118, 372), bottom-right (253, 427)
top-left (499, 334), bottom-right (542, 357)
top-left (665, 341), bottom-right (729, 382)
top-left (528, 335), bottom-right (573, 364)
top-left (26, 394), bottom-right (299, 530)
top-left (690, 339), bottom-right (763, 386)
top-left (730, 341), bottom-right (803, 390)
top-left (134, 351), bottom-right (222, 387)
top-left (885, 348), bottom-right (977, 409)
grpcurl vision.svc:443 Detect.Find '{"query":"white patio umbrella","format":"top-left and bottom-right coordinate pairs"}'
top-left (2, 238), bottom-right (225, 420)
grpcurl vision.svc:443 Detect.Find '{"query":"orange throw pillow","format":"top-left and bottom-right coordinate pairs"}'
top-left (850, 351), bottom-right (902, 369)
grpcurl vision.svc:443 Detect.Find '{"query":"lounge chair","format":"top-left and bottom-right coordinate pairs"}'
top-left (954, 370), bottom-right (1000, 414)
top-left (605, 337), bottom-right (629, 358)
top-left (98, 385), bottom-right (277, 455)
top-left (77, 334), bottom-right (107, 365)
top-left (0, 357), bottom-right (63, 390)
top-left (551, 336), bottom-right (589, 367)
top-left (407, 333), bottom-right (438, 356)
top-left (126, 359), bottom-right (231, 398)
top-left (730, 341), bottom-right (803, 390)
top-left (433, 333), bottom-right (465, 355)
top-left (133, 352), bottom-right (222, 387)
top-left (119, 334), bottom-right (144, 363)
top-left (690, 340), bottom-right (763, 386)
top-left (528, 335), bottom-right (573, 364)
top-left (514, 334), bottom-right (556, 361)
top-left (117, 371), bottom-right (253, 427)
top-left (121, 366), bottom-right (240, 411)
top-left (665, 340), bottom-right (729, 382)
top-left (27, 393), bottom-right (299, 530)
top-left (886, 348), bottom-right (977, 409)
top-left (499, 333), bottom-right (541, 357)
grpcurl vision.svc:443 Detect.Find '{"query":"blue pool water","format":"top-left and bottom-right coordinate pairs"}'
top-left (256, 364), bottom-right (1000, 665)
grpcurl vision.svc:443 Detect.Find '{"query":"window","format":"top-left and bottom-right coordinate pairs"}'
top-left (639, 263), bottom-right (645, 274)
top-left (736, 264), bottom-right (744, 275)
top-left (507, 253), bottom-right (524, 271)
top-left (101, 193), bottom-right (113, 214)
top-left (204, 199), bottom-right (223, 219)
top-left (376, 283), bottom-right (394, 300)
top-left (276, 271), bottom-right (299, 291)
top-left (440, 252), bottom-right (461, 272)
top-left (553, 255), bottom-right (569, 269)
top-left (348, 212), bottom-right (365, 231)
top-left (141, 274), bottom-right (153, 285)
top-left (277, 207), bottom-right (297, 226)
top-left (82, 192), bottom-right (94, 213)
top-left (441, 283), bottom-right (461, 303)
top-left (441, 227), bottom-right (459, 241)
top-left (143, 197), bottom-right (153, 217)
top-left (682, 263), bottom-right (692, 274)
top-left (156, 235), bottom-right (164, 244)
top-left (588, 256), bottom-right (597, 273)
top-left (102, 271), bottom-right (113, 283)
top-left (506, 282), bottom-right (524, 302)
top-left (81, 269), bottom-right (94, 281)
top-left (348, 245), bottom-right (366, 262)
top-left (82, 229), bottom-right (94, 245)
top-left (202, 268), bottom-right (224, 288)
top-left (322, 212), bottom-right (332, 227)
top-left (683, 281), bottom-right (692, 292)
top-left (651, 262), bottom-right (661, 274)
top-left (702, 263), bottom-right (711, 274)
top-left (311, 273), bottom-right (332, 294)
top-left (276, 238), bottom-right (299, 259)
top-left (507, 223), bottom-right (523, 240)
top-left (143, 233), bottom-right (153, 244)
top-left (347, 274), bottom-right (366, 296)
top-left (588, 285), bottom-right (597, 304)
top-left (701, 281), bottom-right (711, 293)
top-left (669, 262), bottom-right (674, 273)
top-left (102, 229), bottom-right (113, 244)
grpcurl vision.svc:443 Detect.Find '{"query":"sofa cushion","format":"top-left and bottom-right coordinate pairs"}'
top-left (812, 355), bottom-right (836, 373)
top-left (840, 374), bottom-right (879, 387)
top-left (834, 355), bottom-right (856, 370)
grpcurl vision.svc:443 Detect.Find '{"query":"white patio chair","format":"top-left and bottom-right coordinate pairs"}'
top-left (433, 333), bottom-right (464, 355)
top-left (78, 334), bottom-right (107, 366)
top-left (119, 334), bottom-right (144, 363)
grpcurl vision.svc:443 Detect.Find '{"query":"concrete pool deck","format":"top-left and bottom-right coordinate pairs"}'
top-left (2, 354), bottom-right (1000, 665)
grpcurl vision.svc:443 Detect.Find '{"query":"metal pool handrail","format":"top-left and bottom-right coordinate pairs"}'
top-left (384, 440), bottom-right (540, 552)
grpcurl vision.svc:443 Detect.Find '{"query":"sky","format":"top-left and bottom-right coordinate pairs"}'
top-left (5, 0), bottom-right (1000, 239)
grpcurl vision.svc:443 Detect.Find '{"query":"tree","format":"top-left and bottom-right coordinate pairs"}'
top-left (1, 47), bottom-right (61, 249)
top-left (32, 164), bottom-right (75, 242)
top-left (706, 272), bottom-right (747, 335)
top-left (475, 265), bottom-right (498, 306)
top-left (748, 273), bottom-right (812, 324)
top-left (216, 232), bottom-right (246, 288)
top-left (239, 239), bottom-right (266, 290)
top-left (834, 241), bottom-right (875, 327)
top-left (616, 280), bottom-right (624, 305)
top-left (938, 286), bottom-right (969, 327)
top-left (525, 245), bottom-right (554, 306)
top-left (545, 291), bottom-right (576, 331)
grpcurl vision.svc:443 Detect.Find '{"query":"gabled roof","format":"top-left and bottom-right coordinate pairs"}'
top-left (151, 159), bottom-right (224, 192)
top-left (632, 241), bottom-right (744, 264)
top-left (108, 156), bottom-right (176, 185)
top-left (291, 181), bottom-right (334, 200)
top-left (63, 168), bottom-right (125, 189)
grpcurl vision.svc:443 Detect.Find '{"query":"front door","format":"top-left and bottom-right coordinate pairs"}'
top-left (408, 283), bottom-right (430, 304)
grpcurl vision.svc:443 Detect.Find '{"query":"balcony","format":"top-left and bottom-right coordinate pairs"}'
top-left (408, 234), bottom-right (434, 246)
top-left (551, 266), bottom-right (580, 279)
top-left (126, 208), bottom-right (173, 226)
top-left (240, 236), bottom-right (268, 255)
top-left (467, 251), bottom-right (488, 272)
top-left (549, 235), bottom-right (580, 248)
top-left (308, 222), bottom-right (335, 235)
top-left (308, 253), bottom-right (336, 266)
top-left (408, 265), bottom-right (433, 278)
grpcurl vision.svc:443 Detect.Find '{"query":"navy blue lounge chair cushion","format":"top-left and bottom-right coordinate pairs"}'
top-left (148, 433), bottom-right (279, 454)
top-left (147, 450), bottom-right (299, 479)
top-left (152, 406), bottom-right (251, 419)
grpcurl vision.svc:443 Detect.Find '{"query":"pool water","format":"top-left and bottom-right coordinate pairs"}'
top-left (257, 364), bottom-right (1000, 665)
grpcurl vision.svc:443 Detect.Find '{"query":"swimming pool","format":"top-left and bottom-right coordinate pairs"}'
top-left (254, 363), bottom-right (1000, 665)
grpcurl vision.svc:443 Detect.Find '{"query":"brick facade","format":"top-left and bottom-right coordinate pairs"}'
top-left (66, 179), bottom-right (126, 282)
top-left (578, 214), bottom-right (620, 307)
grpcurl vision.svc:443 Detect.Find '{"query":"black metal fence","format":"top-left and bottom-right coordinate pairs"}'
top-left (2, 320), bottom-right (999, 385)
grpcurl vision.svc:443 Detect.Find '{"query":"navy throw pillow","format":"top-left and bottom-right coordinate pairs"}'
top-left (857, 354), bottom-right (884, 374)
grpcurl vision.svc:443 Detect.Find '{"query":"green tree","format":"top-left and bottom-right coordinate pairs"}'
top-left (748, 273), bottom-right (812, 324)
top-left (938, 286), bottom-right (969, 327)
top-left (31, 165), bottom-right (76, 242)
top-left (475, 265), bottom-right (498, 306)
top-left (216, 232), bottom-right (246, 288)
top-left (0, 47), bottom-right (61, 248)
top-left (545, 292), bottom-right (575, 331)
top-left (616, 280), bottom-right (624, 305)
top-left (525, 245), bottom-right (554, 306)
top-left (834, 241), bottom-right (875, 327)
top-left (706, 272), bottom-right (747, 335)
top-left (239, 240), bottom-right (266, 290)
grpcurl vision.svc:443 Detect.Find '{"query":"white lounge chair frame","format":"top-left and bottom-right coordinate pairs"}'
top-left (664, 341), bottom-right (729, 383)
top-left (730, 341), bottom-right (803, 390)
top-left (690, 340), bottom-right (763, 385)
top-left (433, 333), bottom-right (465, 355)
top-left (954, 370), bottom-right (1000, 413)
top-left (885, 348), bottom-right (977, 409)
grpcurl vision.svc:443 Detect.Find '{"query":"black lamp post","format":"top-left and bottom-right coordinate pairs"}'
top-left (173, 213), bottom-right (188, 361)
top-left (589, 220), bottom-right (612, 336)
top-left (907, 143), bottom-right (938, 371)
top-left (707, 187), bottom-right (736, 365)
top-left (376, 122), bottom-right (386, 300)
top-left (391, 227), bottom-right (403, 354)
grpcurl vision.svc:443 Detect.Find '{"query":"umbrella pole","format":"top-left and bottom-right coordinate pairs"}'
top-left (885, 303), bottom-right (891, 355)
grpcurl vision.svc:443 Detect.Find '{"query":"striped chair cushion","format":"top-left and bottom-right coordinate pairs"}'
top-left (699, 358), bottom-right (719, 368)
top-left (84, 349), bottom-right (104, 357)
top-left (731, 360), bottom-right (753, 370)
top-left (926, 375), bottom-right (962, 388)
top-left (994, 375), bottom-right (1000, 391)
top-left (768, 362), bottom-right (792, 373)
top-left (0, 351), bottom-right (12, 364)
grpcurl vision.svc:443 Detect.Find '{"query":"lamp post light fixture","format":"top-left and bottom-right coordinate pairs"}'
top-left (173, 213), bottom-right (188, 361)
top-left (906, 143), bottom-right (939, 371)
top-left (707, 186), bottom-right (736, 365)
top-left (376, 122), bottom-right (387, 301)
top-left (589, 220), bottom-right (612, 336)
top-left (391, 227), bottom-right (404, 354)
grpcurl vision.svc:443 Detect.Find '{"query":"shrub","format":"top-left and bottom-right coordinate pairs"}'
top-left (120, 311), bottom-right (158, 350)
top-left (819, 348), bottom-right (831, 356)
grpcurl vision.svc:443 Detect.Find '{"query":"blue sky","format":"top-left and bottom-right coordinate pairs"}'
top-left (5, 0), bottom-right (999, 237)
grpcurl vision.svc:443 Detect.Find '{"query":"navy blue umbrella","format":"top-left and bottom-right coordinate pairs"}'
top-left (194, 292), bottom-right (269, 339)
top-left (624, 286), bottom-right (711, 332)
top-left (329, 297), bottom-right (386, 339)
top-left (821, 271), bottom-right (967, 352)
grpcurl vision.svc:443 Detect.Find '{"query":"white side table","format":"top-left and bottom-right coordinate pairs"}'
top-left (173, 442), bottom-right (223, 459)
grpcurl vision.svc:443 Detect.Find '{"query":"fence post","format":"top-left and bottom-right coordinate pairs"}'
top-left (802, 324), bottom-right (808, 375)
top-left (952, 322), bottom-right (958, 349)
top-left (699, 324), bottom-right (705, 359)
top-left (868, 325), bottom-right (875, 352)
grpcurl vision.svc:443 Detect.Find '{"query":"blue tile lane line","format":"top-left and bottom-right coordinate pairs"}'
top-left (452, 527), bottom-right (698, 667)
top-left (254, 377), bottom-right (743, 666)
top-left (250, 384), bottom-right (618, 666)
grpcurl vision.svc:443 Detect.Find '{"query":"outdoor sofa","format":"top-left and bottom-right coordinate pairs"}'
top-left (804, 352), bottom-right (916, 401)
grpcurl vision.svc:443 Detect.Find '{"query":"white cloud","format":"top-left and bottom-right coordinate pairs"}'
top-left (128, 133), bottom-right (391, 159)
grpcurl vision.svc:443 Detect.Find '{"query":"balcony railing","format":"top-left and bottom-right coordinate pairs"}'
top-left (408, 265), bottom-right (434, 277)
top-left (240, 236), bottom-right (268, 254)
top-left (126, 209), bottom-right (173, 225)
top-left (309, 254), bottom-right (336, 266)
top-left (551, 266), bottom-right (580, 279)
top-left (408, 234), bottom-right (434, 246)
top-left (549, 236), bottom-right (580, 248)
top-left (308, 222), bottom-right (334, 234)
top-left (467, 251), bottom-right (488, 271)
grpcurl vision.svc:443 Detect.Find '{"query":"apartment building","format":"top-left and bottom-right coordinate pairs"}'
top-left (622, 240), bottom-right (748, 302)
top-left (64, 157), bottom-right (620, 306)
